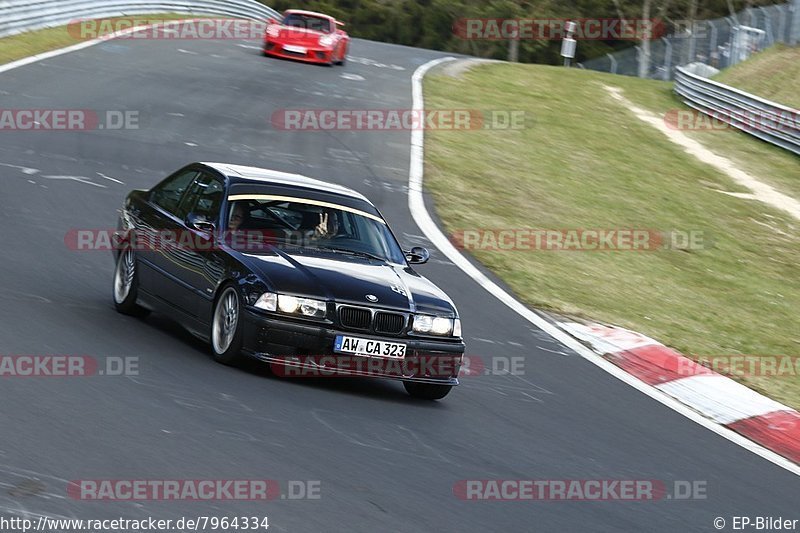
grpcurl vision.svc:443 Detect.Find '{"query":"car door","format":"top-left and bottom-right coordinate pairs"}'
top-left (136, 167), bottom-right (199, 307)
top-left (171, 172), bottom-right (228, 320)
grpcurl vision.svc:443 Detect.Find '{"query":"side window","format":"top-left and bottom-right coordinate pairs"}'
top-left (179, 173), bottom-right (224, 224)
top-left (340, 211), bottom-right (357, 238)
top-left (150, 170), bottom-right (198, 215)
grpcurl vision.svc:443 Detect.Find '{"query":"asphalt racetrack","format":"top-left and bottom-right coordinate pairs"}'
top-left (0, 34), bottom-right (797, 532)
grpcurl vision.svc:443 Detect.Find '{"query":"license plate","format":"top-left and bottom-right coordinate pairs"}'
top-left (283, 45), bottom-right (307, 54)
top-left (334, 335), bottom-right (406, 359)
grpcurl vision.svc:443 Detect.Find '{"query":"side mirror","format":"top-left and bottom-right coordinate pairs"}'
top-left (187, 213), bottom-right (215, 235)
top-left (405, 246), bottom-right (430, 264)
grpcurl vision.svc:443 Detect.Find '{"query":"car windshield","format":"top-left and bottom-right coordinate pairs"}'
top-left (225, 198), bottom-right (406, 264)
top-left (281, 13), bottom-right (333, 33)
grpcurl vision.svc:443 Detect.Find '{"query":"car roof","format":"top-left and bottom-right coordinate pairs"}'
top-left (199, 162), bottom-right (370, 203)
top-left (283, 9), bottom-right (336, 21)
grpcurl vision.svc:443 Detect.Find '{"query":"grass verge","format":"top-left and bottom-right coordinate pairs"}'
top-left (713, 44), bottom-right (800, 110)
top-left (424, 63), bottom-right (800, 409)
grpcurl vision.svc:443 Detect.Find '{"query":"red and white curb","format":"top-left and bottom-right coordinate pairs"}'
top-left (559, 322), bottom-right (800, 464)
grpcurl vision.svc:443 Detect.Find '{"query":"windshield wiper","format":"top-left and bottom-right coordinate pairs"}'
top-left (311, 246), bottom-right (386, 262)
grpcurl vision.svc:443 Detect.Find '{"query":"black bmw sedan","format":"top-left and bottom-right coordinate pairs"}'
top-left (112, 162), bottom-right (464, 399)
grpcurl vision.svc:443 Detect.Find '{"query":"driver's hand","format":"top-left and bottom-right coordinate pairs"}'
top-left (314, 212), bottom-right (330, 238)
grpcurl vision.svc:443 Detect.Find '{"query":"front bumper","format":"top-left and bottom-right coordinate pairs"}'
top-left (242, 309), bottom-right (465, 385)
top-left (263, 39), bottom-right (334, 64)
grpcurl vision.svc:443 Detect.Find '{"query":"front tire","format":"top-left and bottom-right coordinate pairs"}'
top-left (336, 45), bottom-right (347, 66)
top-left (403, 381), bottom-right (453, 401)
top-left (113, 248), bottom-right (148, 316)
top-left (211, 285), bottom-right (244, 365)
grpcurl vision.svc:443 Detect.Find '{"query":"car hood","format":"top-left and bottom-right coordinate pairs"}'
top-left (276, 27), bottom-right (329, 45)
top-left (238, 250), bottom-right (457, 316)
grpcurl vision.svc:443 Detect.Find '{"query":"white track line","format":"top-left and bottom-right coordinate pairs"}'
top-left (407, 57), bottom-right (800, 476)
top-left (0, 20), bottom-right (207, 75)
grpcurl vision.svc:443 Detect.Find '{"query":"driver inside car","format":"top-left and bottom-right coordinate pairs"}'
top-left (226, 202), bottom-right (270, 250)
top-left (228, 202), bottom-right (249, 231)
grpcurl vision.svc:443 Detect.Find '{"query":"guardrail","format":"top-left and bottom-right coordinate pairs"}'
top-left (0, 0), bottom-right (281, 38)
top-left (674, 64), bottom-right (800, 155)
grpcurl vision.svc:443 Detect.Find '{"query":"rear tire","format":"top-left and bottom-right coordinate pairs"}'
top-left (403, 381), bottom-right (452, 401)
top-left (113, 248), bottom-right (149, 317)
top-left (211, 285), bottom-right (245, 365)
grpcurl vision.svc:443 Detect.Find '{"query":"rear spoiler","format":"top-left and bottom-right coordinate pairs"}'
top-left (335, 20), bottom-right (345, 27)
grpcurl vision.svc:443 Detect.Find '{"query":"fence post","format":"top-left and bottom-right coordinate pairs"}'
top-left (791, 0), bottom-right (800, 45)
top-left (760, 7), bottom-right (774, 45)
top-left (777, 4), bottom-right (787, 42)
top-left (726, 17), bottom-right (737, 68)
top-left (606, 53), bottom-right (618, 74)
top-left (686, 22), bottom-right (697, 64)
top-left (635, 45), bottom-right (644, 77)
top-left (707, 20), bottom-right (718, 64)
top-left (661, 37), bottom-right (672, 80)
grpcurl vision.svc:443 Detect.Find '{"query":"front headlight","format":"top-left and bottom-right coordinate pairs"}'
top-left (266, 25), bottom-right (280, 38)
top-left (121, 210), bottom-right (134, 230)
top-left (319, 35), bottom-right (334, 47)
top-left (251, 292), bottom-right (326, 318)
top-left (412, 315), bottom-right (457, 336)
top-left (277, 295), bottom-right (327, 318)
top-left (254, 292), bottom-right (277, 311)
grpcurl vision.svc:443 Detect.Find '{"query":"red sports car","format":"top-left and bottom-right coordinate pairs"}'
top-left (263, 10), bottom-right (350, 66)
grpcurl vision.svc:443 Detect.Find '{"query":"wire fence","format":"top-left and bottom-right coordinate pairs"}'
top-left (579, 2), bottom-right (799, 80)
